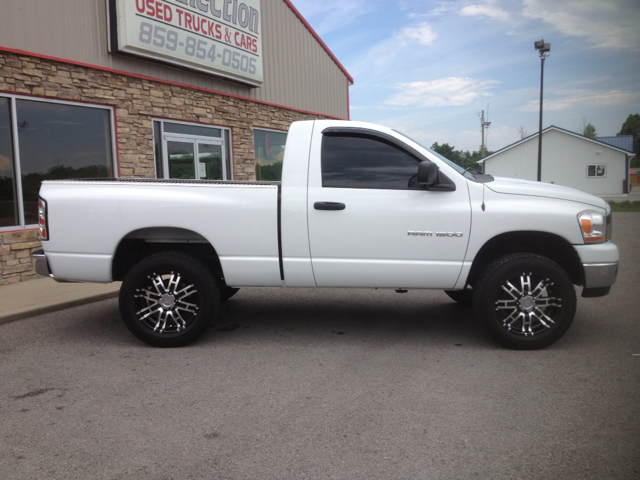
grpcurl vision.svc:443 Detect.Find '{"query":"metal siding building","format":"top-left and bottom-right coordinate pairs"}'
top-left (0, 0), bottom-right (351, 119)
top-left (0, 0), bottom-right (352, 285)
top-left (479, 127), bottom-right (634, 196)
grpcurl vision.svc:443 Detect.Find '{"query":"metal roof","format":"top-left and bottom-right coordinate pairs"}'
top-left (594, 135), bottom-right (635, 153)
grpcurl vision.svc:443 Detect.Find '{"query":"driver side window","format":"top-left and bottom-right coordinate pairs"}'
top-left (321, 133), bottom-right (422, 190)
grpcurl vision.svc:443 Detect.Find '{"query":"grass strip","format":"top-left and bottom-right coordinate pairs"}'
top-left (608, 200), bottom-right (640, 212)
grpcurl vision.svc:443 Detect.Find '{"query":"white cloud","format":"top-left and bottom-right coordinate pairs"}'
top-left (460, 1), bottom-right (512, 22)
top-left (573, 76), bottom-right (613, 85)
top-left (421, 2), bottom-right (458, 17)
top-left (348, 22), bottom-right (438, 76)
top-left (385, 77), bottom-right (499, 107)
top-left (521, 89), bottom-right (640, 112)
top-left (522, 0), bottom-right (640, 50)
top-left (398, 23), bottom-right (438, 46)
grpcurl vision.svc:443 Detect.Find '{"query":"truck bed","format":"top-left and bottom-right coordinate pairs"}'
top-left (40, 178), bottom-right (282, 286)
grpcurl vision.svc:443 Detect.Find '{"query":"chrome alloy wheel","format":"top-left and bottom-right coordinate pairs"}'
top-left (134, 271), bottom-right (199, 334)
top-left (494, 272), bottom-right (561, 337)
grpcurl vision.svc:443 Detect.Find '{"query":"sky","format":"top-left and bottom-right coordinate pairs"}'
top-left (290, 0), bottom-right (640, 153)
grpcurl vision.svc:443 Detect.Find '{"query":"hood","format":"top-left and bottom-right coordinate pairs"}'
top-left (485, 177), bottom-right (607, 209)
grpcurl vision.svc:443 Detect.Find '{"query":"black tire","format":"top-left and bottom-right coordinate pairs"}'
top-left (119, 252), bottom-right (220, 348)
top-left (445, 289), bottom-right (473, 306)
top-left (473, 253), bottom-right (576, 350)
top-left (220, 287), bottom-right (240, 302)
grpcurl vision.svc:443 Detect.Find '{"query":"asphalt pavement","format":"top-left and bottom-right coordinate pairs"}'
top-left (0, 213), bottom-right (639, 479)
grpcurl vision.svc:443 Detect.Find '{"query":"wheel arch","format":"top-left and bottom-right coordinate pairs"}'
top-left (112, 227), bottom-right (226, 284)
top-left (466, 231), bottom-right (584, 288)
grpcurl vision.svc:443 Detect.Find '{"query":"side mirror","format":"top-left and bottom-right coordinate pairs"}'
top-left (417, 160), bottom-right (439, 185)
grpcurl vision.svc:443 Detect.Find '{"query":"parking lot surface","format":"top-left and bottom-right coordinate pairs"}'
top-left (1, 213), bottom-right (639, 479)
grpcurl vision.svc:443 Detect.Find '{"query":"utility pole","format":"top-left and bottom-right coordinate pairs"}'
top-left (534, 39), bottom-right (551, 181)
top-left (479, 109), bottom-right (491, 157)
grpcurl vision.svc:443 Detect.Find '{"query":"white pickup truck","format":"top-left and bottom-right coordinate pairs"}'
top-left (33, 120), bottom-right (619, 349)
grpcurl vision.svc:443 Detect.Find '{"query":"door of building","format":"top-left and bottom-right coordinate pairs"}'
top-left (163, 135), bottom-right (226, 180)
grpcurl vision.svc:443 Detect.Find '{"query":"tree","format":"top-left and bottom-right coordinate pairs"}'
top-left (430, 142), bottom-right (490, 171)
top-left (430, 142), bottom-right (462, 164)
top-left (618, 114), bottom-right (640, 167)
top-left (583, 122), bottom-right (597, 138)
top-left (517, 126), bottom-right (528, 139)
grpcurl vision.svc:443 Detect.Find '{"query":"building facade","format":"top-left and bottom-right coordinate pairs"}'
top-left (0, 0), bottom-right (352, 285)
top-left (479, 127), bottom-right (635, 196)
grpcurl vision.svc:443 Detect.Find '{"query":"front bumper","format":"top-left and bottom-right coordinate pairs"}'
top-left (583, 262), bottom-right (618, 289)
top-left (581, 262), bottom-right (618, 297)
top-left (573, 242), bottom-right (619, 298)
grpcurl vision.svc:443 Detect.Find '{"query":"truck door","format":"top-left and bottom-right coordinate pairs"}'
top-left (307, 128), bottom-right (471, 288)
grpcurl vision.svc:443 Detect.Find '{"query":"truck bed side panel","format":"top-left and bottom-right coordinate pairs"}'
top-left (41, 181), bottom-right (281, 286)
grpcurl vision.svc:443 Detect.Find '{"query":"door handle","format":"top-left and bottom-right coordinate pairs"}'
top-left (314, 202), bottom-right (346, 211)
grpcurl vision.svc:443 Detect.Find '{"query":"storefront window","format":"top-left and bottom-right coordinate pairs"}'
top-left (0, 95), bottom-right (116, 231)
top-left (254, 128), bottom-right (287, 181)
top-left (0, 98), bottom-right (17, 228)
top-left (17, 100), bottom-right (114, 224)
top-left (153, 120), bottom-right (231, 180)
top-left (164, 122), bottom-right (221, 138)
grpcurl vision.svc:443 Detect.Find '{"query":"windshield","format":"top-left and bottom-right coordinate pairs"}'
top-left (393, 130), bottom-right (475, 180)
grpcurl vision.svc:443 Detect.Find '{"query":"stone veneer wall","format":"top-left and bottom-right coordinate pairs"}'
top-left (0, 51), bottom-right (336, 285)
top-left (0, 230), bottom-right (41, 285)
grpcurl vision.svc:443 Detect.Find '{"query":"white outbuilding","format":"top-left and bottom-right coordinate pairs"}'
top-left (478, 126), bottom-right (635, 196)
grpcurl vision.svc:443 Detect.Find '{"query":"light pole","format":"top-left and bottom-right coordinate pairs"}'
top-left (534, 39), bottom-right (550, 182)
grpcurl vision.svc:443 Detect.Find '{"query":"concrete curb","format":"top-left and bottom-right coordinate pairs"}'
top-left (0, 278), bottom-right (121, 327)
top-left (0, 291), bottom-right (120, 326)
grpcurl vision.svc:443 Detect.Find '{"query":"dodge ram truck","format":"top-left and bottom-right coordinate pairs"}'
top-left (33, 120), bottom-right (619, 349)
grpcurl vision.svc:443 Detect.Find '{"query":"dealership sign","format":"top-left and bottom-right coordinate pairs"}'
top-left (107, 0), bottom-right (263, 86)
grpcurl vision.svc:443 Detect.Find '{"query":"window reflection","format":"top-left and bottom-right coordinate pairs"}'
top-left (254, 129), bottom-right (287, 181)
top-left (164, 123), bottom-right (221, 137)
top-left (16, 99), bottom-right (114, 224)
top-left (198, 143), bottom-right (223, 180)
top-left (0, 98), bottom-right (17, 227)
top-left (167, 141), bottom-right (195, 179)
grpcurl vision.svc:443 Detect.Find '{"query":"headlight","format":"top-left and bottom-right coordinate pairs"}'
top-left (578, 209), bottom-right (608, 243)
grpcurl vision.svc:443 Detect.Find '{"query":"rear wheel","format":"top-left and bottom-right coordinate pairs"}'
top-left (473, 253), bottom-right (576, 350)
top-left (119, 252), bottom-right (219, 347)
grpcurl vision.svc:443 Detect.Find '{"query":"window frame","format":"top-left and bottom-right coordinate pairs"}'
top-left (587, 163), bottom-right (606, 178)
top-left (152, 118), bottom-right (233, 180)
top-left (0, 93), bottom-right (117, 232)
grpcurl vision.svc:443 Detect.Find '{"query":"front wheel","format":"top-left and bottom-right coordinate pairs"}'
top-left (119, 252), bottom-right (220, 347)
top-left (473, 253), bottom-right (576, 350)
